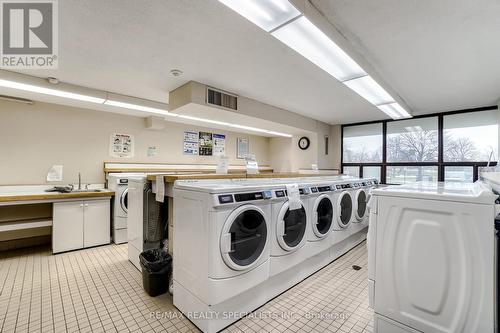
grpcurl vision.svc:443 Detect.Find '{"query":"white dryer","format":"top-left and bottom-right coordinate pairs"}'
top-left (368, 181), bottom-right (496, 333)
top-left (172, 179), bottom-right (275, 333)
top-left (268, 185), bottom-right (310, 276)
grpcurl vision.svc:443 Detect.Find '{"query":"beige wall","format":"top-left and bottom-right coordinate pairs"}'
top-left (0, 101), bottom-right (270, 185)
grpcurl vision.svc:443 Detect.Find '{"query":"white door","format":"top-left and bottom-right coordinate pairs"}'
top-left (83, 199), bottom-right (110, 248)
top-left (375, 196), bottom-right (494, 333)
top-left (53, 201), bottom-right (84, 253)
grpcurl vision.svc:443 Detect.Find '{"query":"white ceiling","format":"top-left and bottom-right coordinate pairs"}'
top-left (310, 0), bottom-right (500, 116)
top-left (15, 0), bottom-right (500, 124)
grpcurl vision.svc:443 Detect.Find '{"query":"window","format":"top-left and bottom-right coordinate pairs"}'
top-left (343, 123), bottom-right (382, 163)
top-left (341, 107), bottom-right (497, 184)
top-left (444, 110), bottom-right (498, 162)
top-left (343, 166), bottom-right (360, 178)
top-left (363, 166), bottom-right (381, 182)
top-left (444, 166), bottom-right (473, 183)
top-left (324, 135), bottom-right (329, 155)
top-left (387, 117), bottom-right (438, 162)
top-left (386, 166), bottom-right (438, 184)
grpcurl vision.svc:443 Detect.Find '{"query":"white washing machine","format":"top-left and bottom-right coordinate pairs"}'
top-left (331, 181), bottom-right (355, 241)
top-left (268, 185), bottom-right (310, 276)
top-left (350, 179), bottom-right (377, 235)
top-left (172, 179), bottom-right (276, 333)
top-left (303, 182), bottom-right (336, 258)
top-left (107, 173), bottom-right (148, 244)
top-left (368, 181), bottom-right (496, 333)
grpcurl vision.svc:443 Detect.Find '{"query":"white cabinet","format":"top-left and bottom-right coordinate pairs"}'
top-left (53, 201), bottom-right (84, 253)
top-left (83, 200), bottom-right (110, 248)
top-left (53, 199), bottom-right (110, 253)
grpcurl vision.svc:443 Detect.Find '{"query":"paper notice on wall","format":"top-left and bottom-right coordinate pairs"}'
top-left (155, 175), bottom-right (165, 203)
top-left (213, 134), bottom-right (226, 156)
top-left (286, 184), bottom-right (301, 210)
top-left (110, 133), bottom-right (134, 158)
top-left (147, 146), bottom-right (158, 157)
top-left (183, 131), bottom-right (199, 155)
top-left (237, 137), bottom-right (249, 159)
top-left (46, 165), bottom-right (63, 182)
top-left (216, 155), bottom-right (229, 174)
top-left (199, 132), bottom-right (213, 156)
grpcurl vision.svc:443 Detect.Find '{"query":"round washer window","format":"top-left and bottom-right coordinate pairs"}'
top-left (339, 193), bottom-right (352, 227)
top-left (120, 189), bottom-right (128, 213)
top-left (228, 209), bottom-right (267, 267)
top-left (281, 205), bottom-right (307, 248)
top-left (357, 190), bottom-right (367, 219)
top-left (315, 197), bottom-right (333, 235)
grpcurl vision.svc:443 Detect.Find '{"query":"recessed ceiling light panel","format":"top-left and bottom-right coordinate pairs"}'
top-left (0, 79), bottom-right (105, 104)
top-left (218, 0), bottom-right (300, 32)
top-left (377, 103), bottom-right (412, 119)
top-left (271, 16), bottom-right (366, 82)
top-left (343, 75), bottom-right (395, 106)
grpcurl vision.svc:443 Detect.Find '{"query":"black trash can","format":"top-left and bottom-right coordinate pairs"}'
top-left (139, 249), bottom-right (172, 297)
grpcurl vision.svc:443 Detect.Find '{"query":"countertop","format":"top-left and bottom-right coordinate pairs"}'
top-left (0, 185), bottom-right (114, 203)
top-left (147, 172), bottom-right (338, 183)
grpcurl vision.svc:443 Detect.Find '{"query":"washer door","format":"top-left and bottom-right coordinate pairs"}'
top-left (354, 189), bottom-right (368, 221)
top-left (312, 194), bottom-right (334, 238)
top-left (220, 205), bottom-right (268, 271)
top-left (120, 188), bottom-right (128, 214)
top-left (336, 192), bottom-right (353, 228)
top-left (277, 201), bottom-right (307, 252)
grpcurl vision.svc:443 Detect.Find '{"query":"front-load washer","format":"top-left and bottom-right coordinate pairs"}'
top-left (108, 172), bottom-right (149, 244)
top-left (172, 179), bottom-right (274, 307)
top-left (350, 179), bottom-right (378, 235)
top-left (268, 185), bottom-right (310, 276)
top-left (330, 181), bottom-right (356, 244)
top-left (304, 182), bottom-right (336, 257)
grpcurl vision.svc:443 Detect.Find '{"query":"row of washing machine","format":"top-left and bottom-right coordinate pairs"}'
top-left (172, 176), bottom-right (377, 333)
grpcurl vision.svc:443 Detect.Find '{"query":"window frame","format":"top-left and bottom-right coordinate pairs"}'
top-left (341, 106), bottom-right (498, 184)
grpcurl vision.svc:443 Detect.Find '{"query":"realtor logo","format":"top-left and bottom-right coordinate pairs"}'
top-left (0, 0), bottom-right (58, 68)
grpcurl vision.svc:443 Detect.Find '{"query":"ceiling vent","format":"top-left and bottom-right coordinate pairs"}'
top-left (206, 87), bottom-right (237, 110)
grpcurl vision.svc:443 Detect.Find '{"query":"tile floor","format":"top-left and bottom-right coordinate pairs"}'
top-left (0, 242), bottom-right (373, 333)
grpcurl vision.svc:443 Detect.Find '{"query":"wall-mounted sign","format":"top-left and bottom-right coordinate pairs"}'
top-left (110, 133), bottom-right (134, 158)
top-left (147, 146), bottom-right (158, 157)
top-left (213, 134), bottom-right (226, 156)
top-left (237, 137), bottom-right (249, 159)
top-left (199, 132), bottom-right (213, 156)
top-left (183, 131), bottom-right (199, 155)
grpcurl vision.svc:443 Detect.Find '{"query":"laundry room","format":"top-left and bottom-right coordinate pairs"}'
top-left (0, 1), bottom-right (499, 333)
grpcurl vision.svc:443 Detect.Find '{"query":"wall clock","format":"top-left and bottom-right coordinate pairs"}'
top-left (298, 136), bottom-right (310, 150)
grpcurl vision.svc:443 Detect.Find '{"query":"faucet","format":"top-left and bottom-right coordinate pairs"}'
top-left (78, 172), bottom-right (82, 190)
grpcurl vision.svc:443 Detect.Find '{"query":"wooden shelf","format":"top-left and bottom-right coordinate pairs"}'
top-left (0, 218), bottom-right (52, 232)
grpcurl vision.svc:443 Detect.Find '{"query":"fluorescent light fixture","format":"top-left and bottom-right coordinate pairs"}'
top-left (377, 103), bottom-right (412, 119)
top-left (175, 114), bottom-right (292, 137)
top-left (104, 100), bottom-right (168, 115)
top-left (265, 130), bottom-right (293, 138)
top-left (343, 75), bottom-right (395, 106)
top-left (0, 79), bottom-right (105, 103)
top-left (178, 114), bottom-right (230, 126)
top-left (218, 0), bottom-right (300, 32)
top-left (271, 16), bottom-right (366, 82)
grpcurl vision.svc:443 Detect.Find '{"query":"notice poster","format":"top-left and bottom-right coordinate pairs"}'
top-left (110, 133), bottom-right (134, 158)
top-left (213, 134), bottom-right (226, 156)
top-left (237, 137), bottom-right (249, 159)
top-left (183, 131), bottom-right (199, 155)
top-left (199, 132), bottom-right (213, 156)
